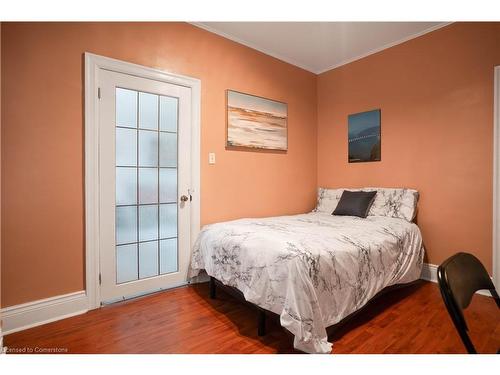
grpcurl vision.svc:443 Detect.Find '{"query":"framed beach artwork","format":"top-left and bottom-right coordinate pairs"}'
top-left (226, 90), bottom-right (288, 151)
top-left (348, 109), bottom-right (381, 163)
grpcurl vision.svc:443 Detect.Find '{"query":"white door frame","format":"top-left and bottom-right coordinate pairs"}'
top-left (84, 53), bottom-right (201, 309)
top-left (493, 65), bottom-right (500, 289)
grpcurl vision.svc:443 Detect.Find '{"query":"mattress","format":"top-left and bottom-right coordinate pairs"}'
top-left (189, 212), bottom-right (424, 354)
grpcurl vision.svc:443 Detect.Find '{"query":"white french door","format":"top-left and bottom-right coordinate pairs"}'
top-left (98, 69), bottom-right (192, 303)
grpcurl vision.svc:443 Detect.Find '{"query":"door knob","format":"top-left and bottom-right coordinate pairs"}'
top-left (180, 195), bottom-right (189, 202)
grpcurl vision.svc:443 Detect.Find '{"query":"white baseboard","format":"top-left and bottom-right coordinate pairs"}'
top-left (1, 291), bottom-right (88, 336)
top-left (420, 263), bottom-right (439, 283)
top-left (0, 275), bottom-right (206, 336)
top-left (420, 263), bottom-right (492, 297)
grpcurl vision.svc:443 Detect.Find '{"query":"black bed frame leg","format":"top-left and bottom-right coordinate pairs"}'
top-left (258, 310), bottom-right (266, 336)
top-left (209, 276), bottom-right (216, 299)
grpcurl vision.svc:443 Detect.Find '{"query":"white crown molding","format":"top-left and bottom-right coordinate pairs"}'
top-left (191, 22), bottom-right (452, 75)
top-left (316, 22), bottom-right (453, 74)
top-left (190, 22), bottom-right (317, 73)
top-left (1, 291), bottom-right (88, 336)
top-left (420, 263), bottom-right (492, 297)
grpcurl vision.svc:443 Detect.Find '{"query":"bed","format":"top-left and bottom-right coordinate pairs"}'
top-left (189, 187), bottom-right (424, 354)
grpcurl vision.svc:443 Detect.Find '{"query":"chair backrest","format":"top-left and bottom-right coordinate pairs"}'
top-left (437, 252), bottom-right (500, 354)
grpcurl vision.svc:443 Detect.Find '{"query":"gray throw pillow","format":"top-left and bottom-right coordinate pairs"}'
top-left (332, 190), bottom-right (377, 218)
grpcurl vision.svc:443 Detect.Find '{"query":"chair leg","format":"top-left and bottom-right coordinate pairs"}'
top-left (258, 310), bottom-right (266, 336)
top-left (458, 329), bottom-right (477, 354)
top-left (209, 277), bottom-right (216, 299)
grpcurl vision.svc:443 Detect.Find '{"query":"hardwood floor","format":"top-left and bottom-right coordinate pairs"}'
top-left (4, 280), bottom-right (499, 354)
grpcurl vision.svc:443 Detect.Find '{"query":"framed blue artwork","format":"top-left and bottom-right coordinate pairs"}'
top-left (348, 109), bottom-right (381, 163)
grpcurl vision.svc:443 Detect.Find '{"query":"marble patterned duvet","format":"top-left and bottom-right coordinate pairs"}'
top-left (189, 212), bottom-right (424, 354)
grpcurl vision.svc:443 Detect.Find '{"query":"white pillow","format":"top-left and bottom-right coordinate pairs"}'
top-left (313, 187), bottom-right (361, 213)
top-left (314, 187), bottom-right (419, 221)
top-left (365, 187), bottom-right (419, 222)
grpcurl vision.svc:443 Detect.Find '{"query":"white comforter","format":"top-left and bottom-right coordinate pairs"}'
top-left (189, 212), bottom-right (424, 354)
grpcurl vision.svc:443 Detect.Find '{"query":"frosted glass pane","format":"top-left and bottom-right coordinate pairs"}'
top-left (116, 128), bottom-right (137, 166)
top-left (139, 92), bottom-right (159, 130)
top-left (116, 167), bottom-right (137, 205)
top-left (139, 205), bottom-right (158, 242)
top-left (160, 238), bottom-right (178, 274)
top-left (139, 241), bottom-right (159, 279)
top-left (159, 133), bottom-right (177, 167)
top-left (117, 244), bottom-right (138, 283)
top-left (116, 88), bottom-right (137, 128)
top-left (159, 168), bottom-right (177, 203)
top-left (116, 206), bottom-right (137, 245)
top-left (160, 204), bottom-right (177, 238)
top-left (139, 130), bottom-right (158, 167)
top-left (160, 96), bottom-right (178, 132)
top-left (139, 168), bottom-right (158, 204)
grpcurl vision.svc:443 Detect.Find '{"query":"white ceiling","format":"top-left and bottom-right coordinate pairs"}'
top-left (193, 22), bottom-right (449, 74)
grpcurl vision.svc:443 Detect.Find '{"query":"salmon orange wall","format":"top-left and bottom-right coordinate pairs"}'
top-left (0, 22), bottom-right (318, 307)
top-left (317, 23), bottom-right (500, 272)
top-left (2, 22), bottom-right (499, 309)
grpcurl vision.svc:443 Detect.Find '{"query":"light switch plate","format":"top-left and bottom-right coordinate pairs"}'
top-left (208, 152), bottom-right (216, 164)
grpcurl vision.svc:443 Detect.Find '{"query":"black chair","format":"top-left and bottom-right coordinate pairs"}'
top-left (437, 252), bottom-right (500, 353)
